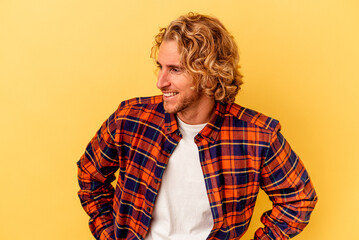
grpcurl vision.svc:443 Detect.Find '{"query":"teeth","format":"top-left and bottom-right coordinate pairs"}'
top-left (163, 92), bottom-right (178, 97)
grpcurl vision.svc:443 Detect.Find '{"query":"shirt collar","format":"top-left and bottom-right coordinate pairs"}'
top-left (164, 101), bottom-right (228, 143)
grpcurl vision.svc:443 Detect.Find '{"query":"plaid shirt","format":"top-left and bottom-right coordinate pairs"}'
top-left (77, 95), bottom-right (317, 240)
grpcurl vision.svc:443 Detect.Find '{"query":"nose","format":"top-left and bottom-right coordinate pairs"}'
top-left (156, 69), bottom-right (170, 90)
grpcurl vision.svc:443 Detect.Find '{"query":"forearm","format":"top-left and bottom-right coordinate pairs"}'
top-left (78, 154), bottom-right (116, 239)
top-left (254, 180), bottom-right (317, 239)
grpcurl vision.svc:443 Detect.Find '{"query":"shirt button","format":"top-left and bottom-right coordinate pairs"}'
top-left (154, 179), bottom-right (159, 184)
top-left (166, 149), bottom-right (171, 154)
top-left (146, 207), bottom-right (151, 212)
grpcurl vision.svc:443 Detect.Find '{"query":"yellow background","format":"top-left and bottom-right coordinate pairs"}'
top-left (1, 0), bottom-right (358, 239)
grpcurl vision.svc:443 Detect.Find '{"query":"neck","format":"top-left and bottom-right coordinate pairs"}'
top-left (177, 99), bottom-right (215, 125)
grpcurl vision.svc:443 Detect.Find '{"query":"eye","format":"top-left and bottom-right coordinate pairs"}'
top-left (170, 67), bottom-right (182, 74)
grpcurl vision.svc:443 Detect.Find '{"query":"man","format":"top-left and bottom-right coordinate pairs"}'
top-left (77, 13), bottom-right (317, 240)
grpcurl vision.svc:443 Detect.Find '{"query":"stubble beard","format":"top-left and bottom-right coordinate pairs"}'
top-left (163, 92), bottom-right (199, 114)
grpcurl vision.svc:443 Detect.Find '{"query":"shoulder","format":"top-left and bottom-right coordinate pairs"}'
top-left (119, 95), bottom-right (163, 109)
top-left (114, 95), bottom-right (165, 120)
top-left (225, 102), bottom-right (281, 132)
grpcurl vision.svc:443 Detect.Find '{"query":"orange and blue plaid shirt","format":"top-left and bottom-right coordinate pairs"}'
top-left (77, 96), bottom-right (317, 240)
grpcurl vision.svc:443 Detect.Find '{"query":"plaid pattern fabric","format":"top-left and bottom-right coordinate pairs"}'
top-left (77, 95), bottom-right (317, 240)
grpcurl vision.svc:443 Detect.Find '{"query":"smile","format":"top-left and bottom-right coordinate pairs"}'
top-left (163, 92), bottom-right (178, 97)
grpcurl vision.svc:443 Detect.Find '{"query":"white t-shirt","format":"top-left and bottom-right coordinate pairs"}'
top-left (145, 118), bottom-right (214, 240)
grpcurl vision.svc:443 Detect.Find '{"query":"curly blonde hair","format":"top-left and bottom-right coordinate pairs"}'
top-left (151, 12), bottom-right (243, 103)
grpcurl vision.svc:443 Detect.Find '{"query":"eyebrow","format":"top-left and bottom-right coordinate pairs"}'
top-left (156, 61), bottom-right (181, 69)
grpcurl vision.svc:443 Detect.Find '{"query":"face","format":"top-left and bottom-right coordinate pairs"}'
top-left (156, 40), bottom-right (205, 116)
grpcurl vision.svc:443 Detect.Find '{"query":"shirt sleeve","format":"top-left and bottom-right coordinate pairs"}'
top-left (77, 111), bottom-right (119, 240)
top-left (254, 126), bottom-right (318, 239)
